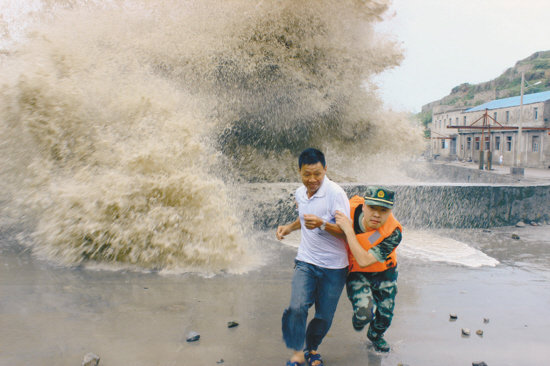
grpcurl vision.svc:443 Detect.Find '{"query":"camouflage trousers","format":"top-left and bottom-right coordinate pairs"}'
top-left (346, 266), bottom-right (398, 338)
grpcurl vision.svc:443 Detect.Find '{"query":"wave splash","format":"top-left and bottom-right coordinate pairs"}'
top-left (0, 0), bottom-right (424, 273)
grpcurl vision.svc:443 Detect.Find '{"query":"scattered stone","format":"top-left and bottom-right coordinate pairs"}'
top-left (472, 362), bottom-right (488, 366)
top-left (511, 233), bottom-right (520, 240)
top-left (227, 321), bottom-right (239, 328)
top-left (217, 360), bottom-right (224, 364)
top-left (530, 222), bottom-right (538, 226)
top-left (515, 221), bottom-right (525, 227)
top-left (82, 353), bottom-right (100, 366)
top-left (460, 291), bottom-right (467, 294)
top-left (186, 331), bottom-right (200, 342)
top-left (397, 364), bottom-right (410, 366)
top-left (461, 328), bottom-right (470, 336)
top-left (482, 229), bottom-right (491, 233)
top-left (484, 318), bottom-right (490, 323)
top-left (476, 330), bottom-right (483, 336)
top-left (449, 313), bottom-right (458, 320)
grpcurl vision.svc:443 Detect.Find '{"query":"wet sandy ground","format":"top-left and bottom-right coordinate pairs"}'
top-left (1, 225), bottom-right (550, 366)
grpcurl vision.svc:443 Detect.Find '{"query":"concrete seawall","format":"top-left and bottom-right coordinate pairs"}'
top-left (244, 182), bottom-right (550, 229)
top-left (402, 162), bottom-right (526, 184)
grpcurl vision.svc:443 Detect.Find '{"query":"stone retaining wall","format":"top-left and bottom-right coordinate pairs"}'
top-left (402, 162), bottom-right (524, 184)
top-left (244, 183), bottom-right (550, 229)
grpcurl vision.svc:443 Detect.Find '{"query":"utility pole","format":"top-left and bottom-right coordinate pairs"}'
top-left (511, 72), bottom-right (525, 175)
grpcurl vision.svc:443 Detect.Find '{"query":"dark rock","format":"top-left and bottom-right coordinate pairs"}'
top-left (482, 229), bottom-right (491, 233)
top-left (227, 321), bottom-right (239, 328)
top-left (483, 318), bottom-right (490, 323)
top-left (186, 331), bottom-right (200, 342)
top-left (472, 362), bottom-right (487, 366)
top-left (530, 222), bottom-right (538, 226)
top-left (511, 233), bottom-right (520, 240)
top-left (515, 221), bottom-right (525, 227)
top-left (449, 313), bottom-right (458, 320)
top-left (217, 360), bottom-right (224, 364)
top-left (82, 353), bottom-right (100, 366)
top-left (462, 328), bottom-right (470, 336)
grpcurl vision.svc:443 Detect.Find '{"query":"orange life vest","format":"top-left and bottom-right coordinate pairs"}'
top-left (348, 195), bottom-right (403, 273)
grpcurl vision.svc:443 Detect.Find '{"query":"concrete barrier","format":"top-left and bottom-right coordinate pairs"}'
top-left (244, 182), bottom-right (550, 229)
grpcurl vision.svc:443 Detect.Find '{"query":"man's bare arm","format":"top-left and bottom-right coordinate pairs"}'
top-left (276, 218), bottom-right (301, 240)
top-left (303, 214), bottom-right (347, 239)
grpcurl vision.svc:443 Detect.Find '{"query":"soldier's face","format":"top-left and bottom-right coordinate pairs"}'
top-left (362, 204), bottom-right (391, 230)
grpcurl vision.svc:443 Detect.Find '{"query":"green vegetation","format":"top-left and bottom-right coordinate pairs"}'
top-left (415, 110), bottom-right (432, 128)
top-left (413, 110), bottom-right (432, 137)
top-left (443, 97), bottom-right (460, 105)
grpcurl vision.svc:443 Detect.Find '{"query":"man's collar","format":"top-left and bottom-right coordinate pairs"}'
top-left (310, 176), bottom-right (330, 198)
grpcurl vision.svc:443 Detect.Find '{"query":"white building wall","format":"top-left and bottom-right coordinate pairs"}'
top-left (430, 100), bottom-right (549, 167)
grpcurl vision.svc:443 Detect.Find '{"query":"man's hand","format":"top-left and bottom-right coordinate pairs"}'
top-left (303, 214), bottom-right (323, 230)
top-left (335, 210), bottom-right (353, 233)
top-left (276, 224), bottom-right (292, 240)
top-left (277, 219), bottom-right (301, 240)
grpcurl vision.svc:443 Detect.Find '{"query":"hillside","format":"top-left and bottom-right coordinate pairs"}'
top-left (416, 51), bottom-right (550, 130)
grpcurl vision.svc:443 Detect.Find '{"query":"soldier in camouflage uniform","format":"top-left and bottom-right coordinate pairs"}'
top-left (335, 186), bottom-right (402, 352)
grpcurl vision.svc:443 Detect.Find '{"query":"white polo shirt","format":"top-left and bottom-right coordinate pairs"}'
top-left (295, 176), bottom-right (350, 269)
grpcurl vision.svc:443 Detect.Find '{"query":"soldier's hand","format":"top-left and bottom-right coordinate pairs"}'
top-left (335, 211), bottom-right (353, 231)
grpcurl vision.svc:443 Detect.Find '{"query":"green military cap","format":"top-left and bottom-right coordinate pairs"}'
top-left (364, 186), bottom-right (395, 209)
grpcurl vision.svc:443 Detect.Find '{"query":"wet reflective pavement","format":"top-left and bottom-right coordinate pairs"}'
top-left (1, 225), bottom-right (550, 366)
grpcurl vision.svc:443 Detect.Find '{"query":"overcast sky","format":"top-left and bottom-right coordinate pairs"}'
top-left (375, 0), bottom-right (550, 113)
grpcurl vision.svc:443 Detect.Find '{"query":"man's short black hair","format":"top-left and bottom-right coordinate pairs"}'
top-left (299, 148), bottom-right (326, 169)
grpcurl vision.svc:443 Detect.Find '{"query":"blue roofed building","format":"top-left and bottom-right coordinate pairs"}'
top-left (430, 90), bottom-right (550, 168)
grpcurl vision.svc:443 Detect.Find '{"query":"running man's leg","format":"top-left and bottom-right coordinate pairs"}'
top-left (369, 273), bottom-right (397, 338)
top-left (304, 265), bottom-right (348, 352)
top-left (346, 272), bottom-right (375, 331)
top-left (282, 260), bottom-right (317, 353)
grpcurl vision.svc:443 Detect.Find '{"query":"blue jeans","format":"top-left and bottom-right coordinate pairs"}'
top-left (282, 260), bottom-right (348, 351)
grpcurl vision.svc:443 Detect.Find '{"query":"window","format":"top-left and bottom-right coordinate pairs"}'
top-left (506, 136), bottom-right (512, 151)
top-left (494, 112), bottom-right (497, 122)
top-left (475, 137), bottom-right (480, 150)
top-left (456, 117), bottom-right (459, 126)
top-left (463, 116), bottom-right (467, 126)
top-left (467, 137), bottom-right (471, 150)
top-left (534, 107), bottom-right (539, 120)
top-left (506, 111), bottom-right (510, 122)
top-left (495, 136), bottom-right (501, 150)
top-left (441, 140), bottom-right (446, 149)
top-left (533, 136), bottom-right (540, 152)
top-left (485, 137), bottom-right (490, 150)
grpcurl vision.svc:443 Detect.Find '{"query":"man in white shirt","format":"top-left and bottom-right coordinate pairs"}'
top-left (276, 148), bottom-right (350, 366)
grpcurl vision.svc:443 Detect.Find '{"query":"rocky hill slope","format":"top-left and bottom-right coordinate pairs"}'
top-left (422, 51), bottom-right (550, 112)
top-left (416, 50), bottom-right (550, 130)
